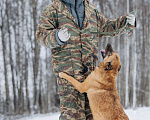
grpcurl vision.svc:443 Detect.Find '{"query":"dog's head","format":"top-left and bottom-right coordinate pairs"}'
top-left (100, 43), bottom-right (121, 75)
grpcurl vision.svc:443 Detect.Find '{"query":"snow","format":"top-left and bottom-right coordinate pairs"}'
top-left (17, 107), bottom-right (150, 120)
top-left (17, 112), bottom-right (59, 120)
top-left (125, 107), bottom-right (150, 120)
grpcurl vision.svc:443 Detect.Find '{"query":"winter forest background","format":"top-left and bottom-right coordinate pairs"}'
top-left (0, 0), bottom-right (150, 119)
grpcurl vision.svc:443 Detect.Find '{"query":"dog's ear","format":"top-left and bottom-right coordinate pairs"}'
top-left (118, 65), bottom-right (121, 71)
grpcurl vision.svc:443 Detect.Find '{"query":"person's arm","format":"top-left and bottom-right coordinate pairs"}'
top-left (36, 5), bottom-right (64, 48)
top-left (97, 12), bottom-right (136, 37)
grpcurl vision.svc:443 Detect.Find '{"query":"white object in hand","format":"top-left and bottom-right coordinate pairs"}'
top-left (58, 27), bottom-right (71, 42)
top-left (59, 72), bottom-right (62, 78)
top-left (126, 13), bottom-right (135, 26)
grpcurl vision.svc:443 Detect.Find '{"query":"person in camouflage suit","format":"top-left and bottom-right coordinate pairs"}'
top-left (36, 0), bottom-right (136, 119)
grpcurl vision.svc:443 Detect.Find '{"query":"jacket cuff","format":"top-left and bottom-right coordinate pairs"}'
top-left (55, 29), bottom-right (66, 45)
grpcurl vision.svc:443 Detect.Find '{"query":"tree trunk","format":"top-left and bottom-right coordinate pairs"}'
top-left (25, 49), bottom-right (30, 114)
top-left (125, 0), bottom-right (129, 108)
top-left (6, 0), bottom-right (17, 113)
top-left (31, 0), bottom-right (40, 113)
top-left (1, 0), bottom-right (11, 113)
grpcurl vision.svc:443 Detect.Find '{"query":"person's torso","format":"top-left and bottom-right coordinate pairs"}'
top-left (50, 0), bottom-right (101, 81)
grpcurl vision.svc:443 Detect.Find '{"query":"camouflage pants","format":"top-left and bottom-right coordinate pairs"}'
top-left (57, 75), bottom-right (93, 120)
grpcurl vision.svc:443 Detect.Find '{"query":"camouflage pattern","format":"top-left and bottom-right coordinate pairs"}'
top-left (58, 79), bottom-right (93, 120)
top-left (36, 0), bottom-right (135, 119)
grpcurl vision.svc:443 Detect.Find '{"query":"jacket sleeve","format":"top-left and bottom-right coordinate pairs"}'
top-left (97, 12), bottom-right (136, 37)
top-left (36, 6), bottom-right (63, 48)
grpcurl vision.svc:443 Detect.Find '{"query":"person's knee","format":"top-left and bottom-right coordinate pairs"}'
top-left (59, 107), bottom-right (86, 120)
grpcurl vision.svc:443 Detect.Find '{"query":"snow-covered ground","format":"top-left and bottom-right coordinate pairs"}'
top-left (16, 107), bottom-right (150, 120)
top-left (125, 107), bottom-right (150, 120)
top-left (17, 112), bottom-right (59, 120)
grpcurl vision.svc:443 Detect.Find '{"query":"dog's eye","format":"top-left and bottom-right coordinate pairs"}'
top-left (109, 52), bottom-right (112, 56)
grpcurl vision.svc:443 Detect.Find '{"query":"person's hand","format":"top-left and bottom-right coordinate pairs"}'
top-left (58, 27), bottom-right (71, 42)
top-left (126, 13), bottom-right (135, 26)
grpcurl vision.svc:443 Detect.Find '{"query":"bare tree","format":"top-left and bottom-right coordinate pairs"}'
top-left (5, 0), bottom-right (17, 113)
top-left (31, 0), bottom-right (40, 113)
top-left (1, 0), bottom-right (11, 113)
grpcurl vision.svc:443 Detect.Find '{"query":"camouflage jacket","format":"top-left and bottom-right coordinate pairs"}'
top-left (36, 0), bottom-right (135, 81)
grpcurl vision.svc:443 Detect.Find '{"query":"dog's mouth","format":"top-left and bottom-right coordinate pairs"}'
top-left (100, 49), bottom-right (106, 59)
top-left (100, 43), bottom-right (114, 59)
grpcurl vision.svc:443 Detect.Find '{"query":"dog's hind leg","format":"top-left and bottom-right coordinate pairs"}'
top-left (59, 72), bottom-right (88, 93)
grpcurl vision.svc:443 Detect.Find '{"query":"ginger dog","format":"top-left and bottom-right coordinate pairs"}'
top-left (59, 43), bottom-right (129, 120)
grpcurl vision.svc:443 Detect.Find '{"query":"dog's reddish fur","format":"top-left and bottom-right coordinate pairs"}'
top-left (59, 45), bottom-right (129, 120)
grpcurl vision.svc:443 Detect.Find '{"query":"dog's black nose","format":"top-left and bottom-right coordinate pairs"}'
top-left (107, 43), bottom-right (111, 47)
top-left (105, 43), bottom-right (113, 55)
